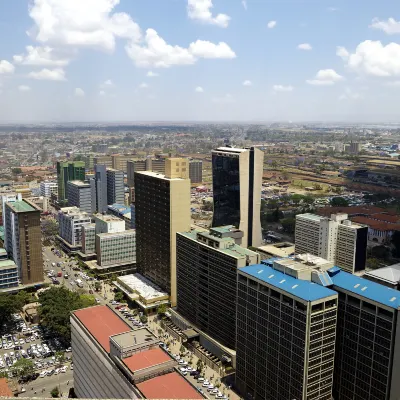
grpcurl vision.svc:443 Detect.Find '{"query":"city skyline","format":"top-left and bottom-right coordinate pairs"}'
top-left (1, 1), bottom-right (400, 122)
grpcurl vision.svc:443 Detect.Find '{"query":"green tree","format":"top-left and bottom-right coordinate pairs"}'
top-left (0, 371), bottom-right (8, 378)
top-left (330, 197), bottom-right (349, 207)
top-left (366, 258), bottom-right (380, 270)
top-left (157, 304), bottom-right (168, 315)
top-left (94, 281), bottom-right (102, 292)
top-left (41, 219), bottom-right (59, 242)
top-left (196, 359), bottom-right (204, 373)
top-left (12, 167), bottom-right (22, 175)
top-left (371, 245), bottom-right (391, 260)
top-left (114, 291), bottom-right (125, 302)
top-left (291, 194), bottom-right (304, 206)
top-left (51, 387), bottom-right (60, 398)
top-left (39, 287), bottom-right (96, 344)
top-left (201, 201), bottom-right (213, 212)
top-left (10, 358), bottom-right (35, 378)
top-left (281, 217), bottom-right (296, 234)
top-left (392, 231), bottom-right (400, 258)
top-left (180, 345), bottom-right (186, 355)
top-left (0, 292), bottom-right (28, 332)
top-left (55, 351), bottom-right (65, 366)
top-left (140, 315), bottom-right (148, 324)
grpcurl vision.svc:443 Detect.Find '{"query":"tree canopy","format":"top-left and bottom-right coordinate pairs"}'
top-left (330, 197), bottom-right (349, 207)
top-left (10, 358), bottom-right (35, 378)
top-left (0, 291), bottom-right (33, 333)
top-left (39, 287), bottom-right (96, 344)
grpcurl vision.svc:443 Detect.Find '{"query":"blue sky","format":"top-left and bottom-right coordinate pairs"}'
top-left (0, 0), bottom-right (400, 123)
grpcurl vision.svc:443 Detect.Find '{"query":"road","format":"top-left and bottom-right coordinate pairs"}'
top-left (25, 369), bottom-right (73, 397)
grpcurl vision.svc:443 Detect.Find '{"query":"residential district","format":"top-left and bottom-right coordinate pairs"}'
top-left (1, 123), bottom-right (400, 400)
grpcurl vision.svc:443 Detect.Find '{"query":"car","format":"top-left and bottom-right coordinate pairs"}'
top-left (179, 367), bottom-right (187, 372)
top-left (39, 371), bottom-right (46, 378)
top-left (216, 395), bottom-right (227, 399)
top-left (70, 364), bottom-right (74, 370)
top-left (186, 366), bottom-right (193, 372)
top-left (207, 385), bottom-right (215, 391)
top-left (197, 377), bottom-right (205, 382)
top-left (203, 382), bottom-right (210, 387)
top-left (95, 299), bottom-right (100, 304)
top-left (211, 388), bottom-right (219, 394)
top-left (66, 347), bottom-right (72, 352)
top-left (190, 370), bottom-right (200, 376)
top-left (19, 339), bottom-right (25, 345)
top-left (14, 345), bottom-right (22, 350)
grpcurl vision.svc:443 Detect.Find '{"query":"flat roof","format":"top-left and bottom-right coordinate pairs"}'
top-left (95, 214), bottom-right (124, 223)
top-left (7, 200), bottom-right (35, 213)
top-left (73, 305), bottom-right (131, 352)
top-left (329, 269), bottom-right (400, 309)
top-left (213, 147), bottom-right (247, 153)
top-left (0, 259), bottom-right (17, 271)
top-left (118, 273), bottom-right (168, 300)
top-left (135, 170), bottom-right (185, 181)
top-left (111, 328), bottom-right (155, 348)
top-left (123, 347), bottom-right (171, 373)
top-left (68, 180), bottom-right (90, 187)
top-left (97, 229), bottom-right (135, 239)
top-left (136, 371), bottom-right (203, 399)
top-left (240, 264), bottom-right (337, 302)
top-left (0, 248), bottom-right (7, 254)
top-left (365, 264), bottom-right (400, 285)
top-left (258, 243), bottom-right (295, 257)
top-left (296, 213), bottom-right (323, 222)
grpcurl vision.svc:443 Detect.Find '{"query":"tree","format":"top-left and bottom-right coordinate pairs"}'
top-left (157, 304), bottom-right (168, 315)
top-left (11, 168), bottom-right (22, 175)
top-left (330, 197), bottom-right (349, 207)
top-left (291, 194), bottom-right (304, 206)
top-left (392, 231), bottom-right (400, 258)
top-left (366, 258), bottom-right (380, 270)
top-left (51, 387), bottom-right (60, 398)
top-left (197, 359), bottom-right (204, 373)
top-left (0, 292), bottom-right (29, 333)
top-left (39, 287), bottom-right (96, 344)
top-left (201, 201), bottom-right (213, 212)
top-left (41, 219), bottom-right (59, 242)
top-left (140, 315), bottom-right (148, 324)
top-left (10, 358), bottom-right (35, 378)
top-left (371, 245), bottom-right (391, 260)
top-left (114, 291), bottom-right (125, 302)
top-left (55, 351), bottom-right (65, 366)
top-left (94, 281), bottom-right (102, 292)
top-left (280, 218), bottom-right (296, 234)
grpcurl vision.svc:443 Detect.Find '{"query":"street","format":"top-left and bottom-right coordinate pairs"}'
top-left (25, 369), bottom-right (73, 397)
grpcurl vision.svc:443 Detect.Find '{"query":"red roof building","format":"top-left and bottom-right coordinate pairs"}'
top-left (0, 378), bottom-right (13, 397)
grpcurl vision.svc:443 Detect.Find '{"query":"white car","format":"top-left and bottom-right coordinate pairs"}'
top-left (39, 371), bottom-right (47, 378)
top-left (179, 367), bottom-right (187, 372)
top-left (19, 339), bottom-right (24, 344)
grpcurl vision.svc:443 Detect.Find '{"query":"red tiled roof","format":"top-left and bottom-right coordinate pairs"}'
top-left (74, 305), bottom-right (130, 352)
top-left (317, 205), bottom-right (390, 217)
top-left (0, 378), bottom-right (13, 397)
top-left (123, 348), bottom-right (171, 373)
top-left (351, 216), bottom-right (400, 232)
top-left (137, 372), bottom-right (203, 399)
top-left (370, 213), bottom-right (400, 223)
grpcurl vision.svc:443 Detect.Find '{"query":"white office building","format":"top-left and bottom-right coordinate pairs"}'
top-left (58, 207), bottom-right (92, 248)
top-left (67, 181), bottom-right (93, 214)
top-left (295, 213), bottom-right (368, 274)
top-left (94, 214), bottom-right (125, 234)
top-left (40, 181), bottom-right (58, 198)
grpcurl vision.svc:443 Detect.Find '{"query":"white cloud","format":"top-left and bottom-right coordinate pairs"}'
top-left (99, 90), bottom-right (106, 96)
top-left (297, 43), bottom-right (312, 51)
top-left (28, 68), bottom-right (66, 81)
top-left (195, 86), bottom-right (204, 93)
top-left (18, 85), bottom-right (31, 92)
top-left (0, 60), bottom-right (15, 74)
top-left (187, 0), bottom-right (230, 28)
top-left (242, 0), bottom-right (247, 10)
top-left (28, 0), bottom-right (142, 52)
top-left (306, 69), bottom-right (343, 85)
top-left (243, 80), bottom-right (252, 86)
top-left (370, 18), bottom-right (400, 35)
top-left (273, 85), bottom-right (294, 92)
top-left (74, 88), bottom-right (85, 97)
top-left (267, 20), bottom-right (277, 29)
top-left (125, 29), bottom-right (235, 68)
top-left (212, 93), bottom-right (234, 103)
top-left (13, 46), bottom-right (70, 67)
top-left (146, 71), bottom-right (159, 77)
top-left (139, 82), bottom-right (148, 89)
top-left (100, 79), bottom-right (114, 88)
top-left (328, 7), bottom-right (338, 12)
top-left (336, 46), bottom-right (349, 60)
top-left (339, 87), bottom-right (362, 101)
top-left (346, 40), bottom-right (400, 77)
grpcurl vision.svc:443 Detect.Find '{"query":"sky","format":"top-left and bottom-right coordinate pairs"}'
top-left (0, 0), bottom-right (400, 123)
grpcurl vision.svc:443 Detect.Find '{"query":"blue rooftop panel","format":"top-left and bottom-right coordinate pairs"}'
top-left (330, 270), bottom-right (400, 309)
top-left (240, 264), bottom-right (337, 302)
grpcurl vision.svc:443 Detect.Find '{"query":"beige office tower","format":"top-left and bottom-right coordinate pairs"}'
top-left (135, 158), bottom-right (191, 306)
top-left (212, 147), bottom-right (263, 248)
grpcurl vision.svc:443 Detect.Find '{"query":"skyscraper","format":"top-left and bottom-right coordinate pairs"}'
top-left (212, 147), bottom-right (263, 248)
top-left (90, 164), bottom-right (108, 213)
top-left (106, 169), bottom-right (124, 205)
top-left (57, 161), bottom-right (85, 202)
top-left (189, 160), bottom-right (203, 183)
top-left (67, 181), bottom-right (93, 213)
top-left (4, 199), bottom-right (43, 284)
top-left (135, 158), bottom-right (191, 306)
top-left (176, 226), bottom-right (259, 348)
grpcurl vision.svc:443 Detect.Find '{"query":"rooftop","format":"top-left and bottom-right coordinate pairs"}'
top-left (213, 147), bottom-right (248, 154)
top-left (97, 229), bottom-right (135, 239)
top-left (68, 180), bottom-right (90, 187)
top-left (73, 305), bottom-right (131, 352)
top-left (296, 213), bottom-right (323, 222)
top-left (94, 214), bottom-right (124, 223)
top-left (0, 259), bottom-right (17, 271)
top-left (136, 372), bottom-right (203, 399)
top-left (0, 378), bottom-right (13, 397)
top-left (240, 264), bottom-right (337, 302)
top-left (110, 328), bottom-right (155, 348)
top-left (329, 268), bottom-right (400, 309)
top-left (7, 200), bottom-right (35, 213)
top-left (117, 273), bottom-right (168, 300)
top-left (257, 242), bottom-right (295, 258)
top-left (123, 347), bottom-right (171, 373)
top-left (136, 170), bottom-right (186, 181)
top-left (364, 264), bottom-right (400, 285)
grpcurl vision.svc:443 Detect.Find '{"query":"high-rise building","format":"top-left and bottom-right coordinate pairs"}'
top-left (127, 158), bottom-right (167, 188)
top-left (1, 193), bottom-right (22, 243)
top-left (348, 141), bottom-right (361, 154)
top-left (90, 165), bottom-right (108, 213)
top-left (93, 155), bottom-right (112, 169)
top-left (176, 226), bottom-right (259, 348)
top-left (94, 214), bottom-right (125, 234)
top-left (212, 147), bottom-right (263, 248)
top-left (57, 161), bottom-right (85, 202)
top-left (295, 213), bottom-right (368, 274)
top-left (71, 305), bottom-right (202, 399)
top-left (67, 181), bottom-right (93, 214)
top-left (112, 155), bottom-right (135, 173)
top-left (4, 199), bottom-right (43, 284)
top-left (135, 158), bottom-right (191, 306)
top-left (40, 181), bottom-right (58, 198)
top-left (236, 258), bottom-right (338, 400)
top-left (106, 169), bottom-right (124, 205)
top-left (81, 224), bottom-right (96, 255)
top-left (58, 207), bottom-right (92, 250)
top-left (189, 160), bottom-right (203, 184)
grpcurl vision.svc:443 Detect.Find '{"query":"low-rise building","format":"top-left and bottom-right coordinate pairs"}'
top-left (71, 305), bottom-right (203, 399)
top-left (256, 242), bottom-right (295, 259)
top-left (94, 213), bottom-right (125, 234)
top-left (40, 181), bottom-right (58, 198)
top-left (115, 273), bottom-right (169, 314)
top-left (0, 259), bottom-right (18, 290)
top-left (81, 224), bottom-right (96, 256)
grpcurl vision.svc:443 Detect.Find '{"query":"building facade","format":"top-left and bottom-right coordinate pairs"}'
top-left (212, 147), bottom-right (263, 248)
top-left (127, 158), bottom-right (167, 188)
top-left (94, 213), bottom-right (125, 234)
top-left (67, 181), bottom-right (93, 214)
top-left (40, 181), bottom-right (58, 198)
top-left (176, 227), bottom-right (259, 349)
top-left (57, 161), bottom-right (85, 202)
top-left (94, 155), bottom-right (113, 169)
top-left (58, 207), bottom-right (91, 248)
top-left (189, 160), bottom-right (203, 184)
top-left (107, 169), bottom-right (125, 205)
top-left (295, 213), bottom-right (368, 274)
top-left (236, 261), bottom-right (338, 400)
top-left (0, 259), bottom-right (19, 290)
top-left (90, 164), bottom-right (108, 213)
top-left (135, 158), bottom-right (191, 306)
top-left (4, 200), bottom-right (43, 284)
top-left (81, 224), bottom-right (96, 255)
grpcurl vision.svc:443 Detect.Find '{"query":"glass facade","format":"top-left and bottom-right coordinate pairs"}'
top-left (212, 154), bottom-right (240, 229)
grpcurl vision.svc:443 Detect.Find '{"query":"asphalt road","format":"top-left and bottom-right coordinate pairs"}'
top-left (25, 369), bottom-right (73, 397)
